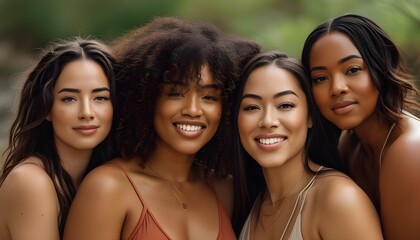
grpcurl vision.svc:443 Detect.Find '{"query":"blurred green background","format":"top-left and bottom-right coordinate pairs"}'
top-left (1, 0), bottom-right (419, 165)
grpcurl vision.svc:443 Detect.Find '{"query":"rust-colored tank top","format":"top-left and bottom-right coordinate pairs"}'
top-left (118, 166), bottom-right (237, 240)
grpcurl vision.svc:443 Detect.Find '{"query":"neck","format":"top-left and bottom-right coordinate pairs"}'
top-left (352, 117), bottom-right (395, 159)
top-left (147, 147), bottom-right (196, 182)
top-left (262, 154), bottom-right (312, 204)
top-left (57, 146), bottom-right (92, 189)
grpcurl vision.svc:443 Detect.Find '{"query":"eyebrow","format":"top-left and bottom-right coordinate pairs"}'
top-left (199, 84), bottom-right (220, 90)
top-left (58, 87), bottom-right (110, 93)
top-left (242, 90), bottom-right (298, 100)
top-left (310, 54), bottom-right (362, 72)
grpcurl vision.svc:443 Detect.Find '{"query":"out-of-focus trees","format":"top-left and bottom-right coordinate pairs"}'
top-left (1, 0), bottom-right (419, 163)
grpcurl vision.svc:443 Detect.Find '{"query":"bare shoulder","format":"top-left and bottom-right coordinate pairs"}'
top-left (77, 158), bottom-right (132, 196)
top-left (1, 157), bottom-right (56, 200)
top-left (311, 170), bottom-right (382, 239)
top-left (382, 116), bottom-right (420, 176)
top-left (0, 157), bottom-right (60, 240)
top-left (379, 115), bottom-right (420, 238)
top-left (314, 170), bottom-right (370, 208)
top-left (64, 158), bottom-right (136, 240)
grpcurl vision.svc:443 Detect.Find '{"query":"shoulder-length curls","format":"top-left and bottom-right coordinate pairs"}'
top-left (113, 16), bottom-right (260, 176)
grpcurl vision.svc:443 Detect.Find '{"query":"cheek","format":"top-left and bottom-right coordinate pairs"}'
top-left (207, 103), bottom-right (222, 122)
top-left (50, 105), bottom-right (73, 123)
top-left (101, 105), bottom-right (114, 122)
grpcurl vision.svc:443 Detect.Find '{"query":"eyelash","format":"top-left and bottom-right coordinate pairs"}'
top-left (279, 102), bottom-right (295, 109)
top-left (95, 96), bottom-right (110, 101)
top-left (346, 66), bottom-right (362, 75)
top-left (202, 95), bottom-right (218, 101)
top-left (242, 102), bottom-right (295, 111)
top-left (242, 105), bottom-right (259, 111)
top-left (61, 97), bottom-right (76, 102)
top-left (60, 96), bottom-right (110, 102)
top-left (312, 66), bottom-right (362, 83)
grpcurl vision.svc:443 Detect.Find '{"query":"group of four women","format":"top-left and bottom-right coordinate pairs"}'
top-left (0, 13), bottom-right (419, 240)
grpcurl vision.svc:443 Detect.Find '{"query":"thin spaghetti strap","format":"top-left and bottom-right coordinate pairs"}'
top-left (111, 163), bottom-right (145, 204)
top-left (279, 166), bottom-right (322, 240)
top-left (297, 166), bottom-right (322, 214)
top-left (379, 123), bottom-right (396, 168)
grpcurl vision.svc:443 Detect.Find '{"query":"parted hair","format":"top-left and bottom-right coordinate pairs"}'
top-left (301, 13), bottom-right (420, 122)
top-left (231, 51), bottom-right (342, 233)
top-left (112, 16), bottom-right (260, 176)
top-left (0, 37), bottom-right (117, 235)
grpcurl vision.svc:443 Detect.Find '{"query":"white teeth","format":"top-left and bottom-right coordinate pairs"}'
top-left (176, 124), bottom-right (202, 131)
top-left (258, 137), bottom-right (285, 145)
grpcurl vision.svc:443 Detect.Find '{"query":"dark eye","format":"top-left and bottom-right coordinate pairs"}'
top-left (312, 75), bottom-right (327, 83)
top-left (242, 105), bottom-right (259, 111)
top-left (347, 67), bottom-right (361, 75)
top-left (202, 95), bottom-right (218, 101)
top-left (278, 102), bottom-right (295, 109)
top-left (61, 97), bottom-right (76, 102)
top-left (95, 96), bottom-right (110, 102)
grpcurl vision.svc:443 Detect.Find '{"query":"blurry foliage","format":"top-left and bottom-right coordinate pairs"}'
top-left (0, 0), bottom-right (419, 74)
top-left (0, 0), bottom-right (419, 159)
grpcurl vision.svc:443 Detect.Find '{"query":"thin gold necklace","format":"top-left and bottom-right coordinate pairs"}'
top-left (147, 163), bottom-right (188, 210)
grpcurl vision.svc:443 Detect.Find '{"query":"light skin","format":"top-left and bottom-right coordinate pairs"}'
top-left (0, 59), bottom-right (113, 240)
top-left (238, 64), bottom-right (382, 239)
top-left (309, 32), bottom-right (420, 239)
top-left (63, 64), bottom-right (233, 240)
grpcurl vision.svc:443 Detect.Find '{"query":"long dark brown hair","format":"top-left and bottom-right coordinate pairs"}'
top-left (0, 37), bottom-right (117, 235)
top-left (301, 13), bottom-right (420, 122)
top-left (231, 51), bottom-right (342, 234)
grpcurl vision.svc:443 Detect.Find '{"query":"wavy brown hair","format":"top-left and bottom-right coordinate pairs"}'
top-left (0, 37), bottom-right (117, 235)
top-left (301, 13), bottom-right (420, 123)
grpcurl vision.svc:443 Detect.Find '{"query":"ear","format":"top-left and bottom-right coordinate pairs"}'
top-left (45, 113), bottom-right (51, 121)
top-left (307, 116), bottom-right (313, 129)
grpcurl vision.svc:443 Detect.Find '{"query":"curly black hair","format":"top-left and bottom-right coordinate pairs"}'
top-left (112, 16), bottom-right (260, 176)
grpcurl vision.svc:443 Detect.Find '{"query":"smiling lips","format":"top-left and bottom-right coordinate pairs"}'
top-left (174, 123), bottom-right (205, 137)
top-left (176, 124), bottom-right (203, 131)
top-left (257, 137), bottom-right (286, 145)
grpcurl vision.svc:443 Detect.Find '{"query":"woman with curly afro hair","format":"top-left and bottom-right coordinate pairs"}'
top-left (64, 16), bottom-right (260, 240)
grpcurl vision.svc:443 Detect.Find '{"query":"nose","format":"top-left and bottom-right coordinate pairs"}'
top-left (78, 99), bottom-right (95, 120)
top-left (257, 107), bottom-right (279, 129)
top-left (181, 93), bottom-right (203, 118)
top-left (330, 75), bottom-right (349, 97)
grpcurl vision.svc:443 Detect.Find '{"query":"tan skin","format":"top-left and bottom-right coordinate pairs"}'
top-left (310, 32), bottom-right (420, 239)
top-left (0, 59), bottom-right (113, 240)
top-left (63, 64), bottom-right (233, 240)
top-left (238, 65), bottom-right (382, 240)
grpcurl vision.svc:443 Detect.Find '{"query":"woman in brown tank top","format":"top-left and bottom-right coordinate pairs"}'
top-left (63, 16), bottom-right (260, 240)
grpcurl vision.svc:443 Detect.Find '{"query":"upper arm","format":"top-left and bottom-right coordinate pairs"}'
top-left (211, 175), bottom-right (234, 218)
top-left (380, 134), bottom-right (420, 239)
top-left (318, 178), bottom-right (383, 240)
top-left (1, 164), bottom-right (60, 240)
top-left (63, 165), bottom-right (129, 240)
